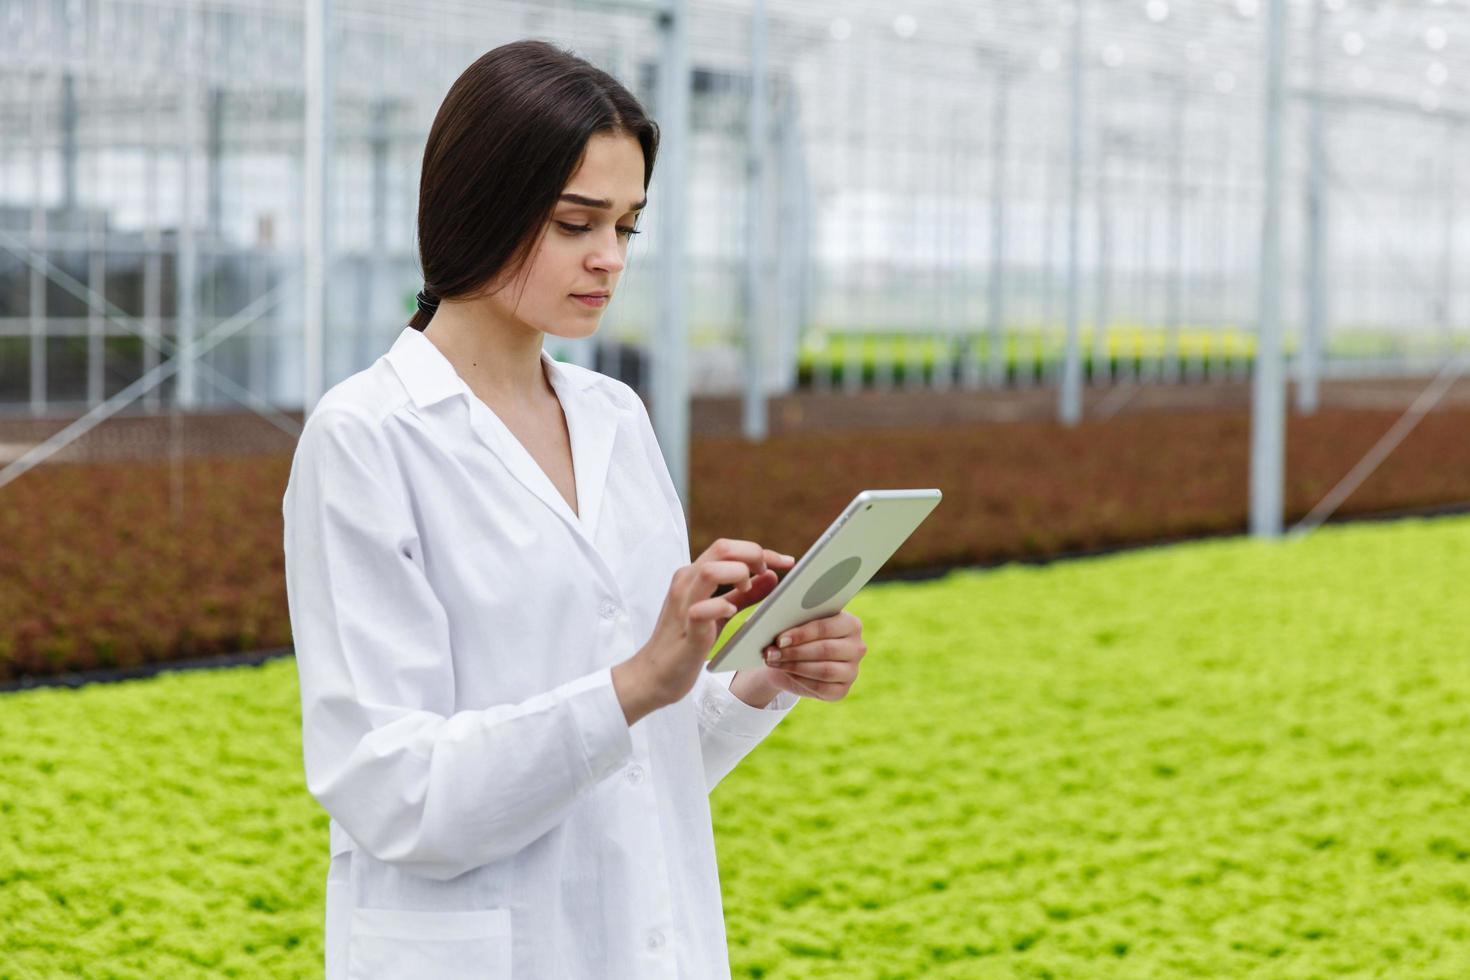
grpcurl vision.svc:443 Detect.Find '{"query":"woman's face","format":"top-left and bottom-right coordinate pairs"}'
top-left (487, 131), bottom-right (647, 341)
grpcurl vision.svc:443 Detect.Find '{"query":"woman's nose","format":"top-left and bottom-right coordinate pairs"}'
top-left (588, 233), bottom-right (625, 273)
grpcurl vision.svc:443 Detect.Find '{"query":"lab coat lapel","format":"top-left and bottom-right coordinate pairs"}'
top-left (557, 377), bottom-right (617, 545)
top-left (461, 353), bottom-right (618, 552)
top-left (387, 329), bottom-right (622, 575)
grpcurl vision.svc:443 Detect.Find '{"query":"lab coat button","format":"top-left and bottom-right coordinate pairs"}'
top-left (599, 599), bottom-right (621, 620)
top-left (625, 763), bottom-right (645, 785)
top-left (645, 927), bottom-right (665, 950)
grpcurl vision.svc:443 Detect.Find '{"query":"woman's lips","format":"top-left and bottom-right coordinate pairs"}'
top-left (571, 294), bottom-right (608, 308)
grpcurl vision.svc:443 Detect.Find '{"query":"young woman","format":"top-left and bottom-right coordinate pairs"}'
top-left (282, 39), bottom-right (867, 980)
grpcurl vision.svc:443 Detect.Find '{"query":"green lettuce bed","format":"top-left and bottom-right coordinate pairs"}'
top-left (3, 516), bottom-right (1467, 977)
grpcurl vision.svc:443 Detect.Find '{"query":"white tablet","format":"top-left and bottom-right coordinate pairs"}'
top-left (704, 488), bottom-right (943, 674)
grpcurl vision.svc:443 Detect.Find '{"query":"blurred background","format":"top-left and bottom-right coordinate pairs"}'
top-left (2, 0), bottom-right (1468, 675)
top-left (2, 1), bottom-right (1470, 973)
top-left (4, 0), bottom-right (1470, 406)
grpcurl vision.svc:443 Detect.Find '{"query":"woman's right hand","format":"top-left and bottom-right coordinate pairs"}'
top-left (612, 538), bottom-right (789, 725)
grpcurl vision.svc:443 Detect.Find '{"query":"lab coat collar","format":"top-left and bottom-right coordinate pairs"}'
top-left (386, 326), bottom-right (598, 408)
top-left (385, 325), bottom-right (621, 550)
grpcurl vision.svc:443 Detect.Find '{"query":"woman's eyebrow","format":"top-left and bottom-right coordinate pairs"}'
top-left (559, 192), bottom-right (647, 212)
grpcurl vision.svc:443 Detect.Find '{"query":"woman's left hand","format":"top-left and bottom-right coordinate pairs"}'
top-left (757, 609), bottom-right (865, 701)
top-left (713, 551), bottom-right (866, 701)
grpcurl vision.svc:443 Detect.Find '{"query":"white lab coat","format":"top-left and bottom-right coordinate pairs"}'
top-left (282, 325), bottom-right (800, 979)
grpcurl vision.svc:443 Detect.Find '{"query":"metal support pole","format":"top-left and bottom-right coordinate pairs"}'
top-left (1059, 0), bottom-right (1086, 425)
top-left (30, 71), bottom-right (47, 416)
top-left (1298, 0), bottom-right (1325, 414)
top-left (60, 73), bottom-right (78, 215)
top-left (1093, 130), bottom-right (1112, 386)
top-left (177, 17), bottom-right (200, 410)
top-left (741, 0), bottom-right (768, 440)
top-left (654, 0), bottom-right (692, 514)
top-left (1127, 138), bottom-right (1145, 384)
top-left (986, 64), bottom-right (1009, 388)
top-left (87, 114), bottom-right (104, 407)
top-left (1040, 145), bottom-right (1057, 376)
top-left (204, 86), bottom-right (225, 408)
top-left (247, 248), bottom-right (269, 400)
top-left (930, 85), bottom-right (951, 392)
top-left (788, 86), bottom-right (815, 390)
top-left (1213, 105), bottom-right (1236, 384)
top-left (1250, 0), bottom-right (1288, 538)
top-left (868, 31), bottom-right (887, 393)
top-left (207, 87), bottom-right (225, 237)
top-left (143, 88), bottom-right (162, 414)
top-left (303, 0), bottom-right (330, 414)
top-left (772, 86), bottom-right (804, 396)
top-left (905, 80), bottom-right (929, 393)
top-left (1165, 81), bottom-right (1186, 385)
top-left (952, 90), bottom-right (977, 389)
top-left (67, 70), bottom-right (89, 405)
top-left (1440, 121), bottom-right (1457, 357)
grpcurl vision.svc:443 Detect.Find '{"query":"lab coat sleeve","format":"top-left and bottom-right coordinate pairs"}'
top-left (693, 668), bottom-right (799, 793)
top-left (283, 405), bottom-right (635, 882)
top-left (617, 382), bottom-right (800, 795)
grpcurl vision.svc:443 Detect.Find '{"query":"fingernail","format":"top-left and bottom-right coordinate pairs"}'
top-left (782, 553), bottom-right (795, 562)
top-left (764, 647), bottom-right (779, 663)
top-left (779, 635), bottom-right (792, 648)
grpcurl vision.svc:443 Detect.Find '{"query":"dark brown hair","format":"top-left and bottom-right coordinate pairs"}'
top-left (408, 39), bottom-right (659, 330)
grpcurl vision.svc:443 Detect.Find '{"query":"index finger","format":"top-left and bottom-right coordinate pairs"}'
top-left (764, 547), bottom-right (797, 570)
top-left (707, 541), bottom-right (796, 597)
top-left (702, 538), bottom-right (786, 578)
top-left (685, 559), bottom-right (756, 607)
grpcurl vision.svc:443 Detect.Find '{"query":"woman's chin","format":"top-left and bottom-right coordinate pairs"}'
top-left (542, 324), bottom-right (601, 343)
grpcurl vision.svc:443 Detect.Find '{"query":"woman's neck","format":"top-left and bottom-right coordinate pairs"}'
top-left (421, 299), bottom-right (552, 410)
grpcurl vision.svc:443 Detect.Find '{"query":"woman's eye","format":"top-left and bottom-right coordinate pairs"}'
top-left (557, 221), bottom-right (640, 239)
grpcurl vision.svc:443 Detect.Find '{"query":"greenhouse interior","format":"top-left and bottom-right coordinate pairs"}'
top-left (2, 0), bottom-right (1468, 975)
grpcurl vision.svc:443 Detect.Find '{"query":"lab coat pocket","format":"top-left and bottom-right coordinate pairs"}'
top-left (347, 906), bottom-right (512, 979)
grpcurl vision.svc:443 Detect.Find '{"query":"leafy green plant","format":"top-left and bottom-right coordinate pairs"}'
top-left (2, 516), bottom-right (1468, 975)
